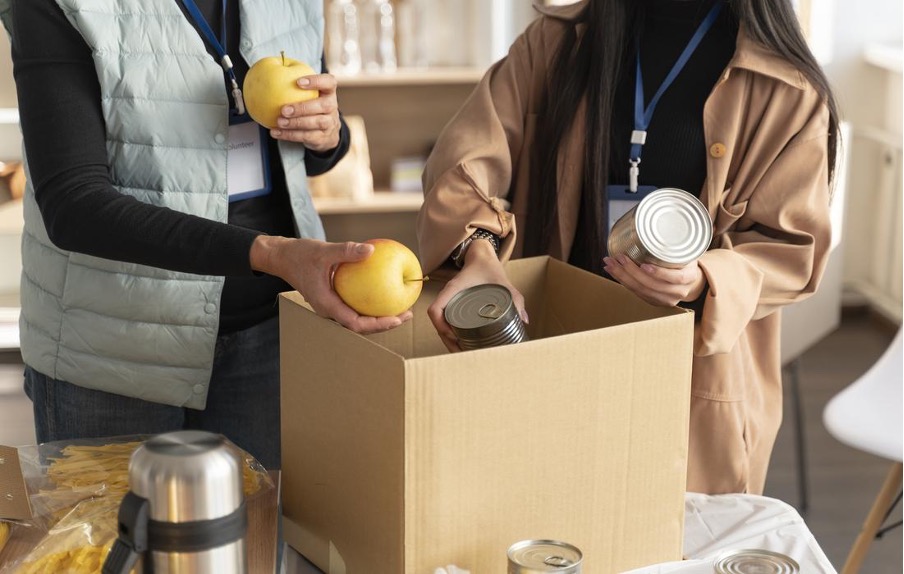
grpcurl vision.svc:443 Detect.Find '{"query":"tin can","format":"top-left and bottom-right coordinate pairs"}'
top-left (444, 284), bottom-right (527, 350)
top-left (607, 187), bottom-right (713, 268)
top-left (712, 548), bottom-right (800, 573)
top-left (507, 539), bottom-right (582, 574)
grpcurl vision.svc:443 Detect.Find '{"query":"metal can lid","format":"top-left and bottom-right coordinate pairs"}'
top-left (712, 548), bottom-right (800, 573)
top-left (635, 188), bottom-right (712, 266)
top-left (444, 284), bottom-right (519, 340)
top-left (507, 539), bottom-right (583, 573)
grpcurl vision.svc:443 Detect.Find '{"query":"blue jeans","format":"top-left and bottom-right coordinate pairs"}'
top-left (24, 316), bottom-right (282, 470)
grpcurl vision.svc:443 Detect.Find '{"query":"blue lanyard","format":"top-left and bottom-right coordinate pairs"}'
top-left (628, 1), bottom-right (722, 191)
top-left (179, 0), bottom-right (246, 114)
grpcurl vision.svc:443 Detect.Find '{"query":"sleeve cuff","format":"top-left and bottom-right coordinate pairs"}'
top-left (304, 115), bottom-right (351, 176)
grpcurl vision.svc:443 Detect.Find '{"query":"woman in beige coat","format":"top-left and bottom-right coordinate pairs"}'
top-left (416, 0), bottom-right (839, 494)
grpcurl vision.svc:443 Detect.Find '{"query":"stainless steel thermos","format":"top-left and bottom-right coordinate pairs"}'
top-left (102, 430), bottom-right (247, 574)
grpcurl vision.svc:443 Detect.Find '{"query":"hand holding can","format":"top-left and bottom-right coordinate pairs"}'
top-left (607, 188), bottom-right (713, 268)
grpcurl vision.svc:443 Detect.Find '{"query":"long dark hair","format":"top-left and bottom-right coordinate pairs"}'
top-left (524, 0), bottom-right (841, 261)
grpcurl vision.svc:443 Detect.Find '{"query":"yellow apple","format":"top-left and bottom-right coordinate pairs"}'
top-left (243, 52), bottom-right (319, 129)
top-left (333, 239), bottom-right (425, 317)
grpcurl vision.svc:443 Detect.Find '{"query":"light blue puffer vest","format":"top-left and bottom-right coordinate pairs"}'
top-left (1, 0), bottom-right (325, 409)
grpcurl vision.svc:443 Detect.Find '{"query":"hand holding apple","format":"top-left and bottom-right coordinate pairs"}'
top-left (243, 52), bottom-right (319, 129)
top-left (243, 52), bottom-right (342, 152)
top-left (333, 239), bottom-right (426, 317)
top-left (249, 236), bottom-right (411, 334)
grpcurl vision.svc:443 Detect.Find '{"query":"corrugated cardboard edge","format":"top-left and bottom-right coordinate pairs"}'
top-left (279, 293), bottom-right (409, 574)
top-left (0, 446), bottom-right (30, 521)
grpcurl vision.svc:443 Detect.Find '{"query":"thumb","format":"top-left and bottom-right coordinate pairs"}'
top-left (336, 241), bottom-right (374, 263)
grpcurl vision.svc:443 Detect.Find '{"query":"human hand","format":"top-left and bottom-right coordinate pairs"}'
top-left (427, 240), bottom-right (527, 352)
top-left (250, 236), bottom-right (411, 334)
top-left (269, 73), bottom-right (341, 152)
top-left (602, 254), bottom-right (706, 307)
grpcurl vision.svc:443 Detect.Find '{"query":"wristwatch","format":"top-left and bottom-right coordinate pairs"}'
top-left (450, 229), bottom-right (501, 268)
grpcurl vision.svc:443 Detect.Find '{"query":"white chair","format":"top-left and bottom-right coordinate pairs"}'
top-left (823, 328), bottom-right (903, 574)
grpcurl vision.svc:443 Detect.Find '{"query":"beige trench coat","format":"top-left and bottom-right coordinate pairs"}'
top-left (416, 1), bottom-right (832, 494)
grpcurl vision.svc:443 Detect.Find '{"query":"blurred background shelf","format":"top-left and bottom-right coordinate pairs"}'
top-left (312, 191), bottom-right (423, 214)
top-left (335, 67), bottom-right (485, 87)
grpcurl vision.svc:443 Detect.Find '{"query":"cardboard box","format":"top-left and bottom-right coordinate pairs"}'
top-left (279, 256), bottom-right (694, 573)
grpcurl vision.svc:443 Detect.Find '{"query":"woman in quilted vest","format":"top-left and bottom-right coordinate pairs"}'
top-left (5, 0), bottom-right (407, 470)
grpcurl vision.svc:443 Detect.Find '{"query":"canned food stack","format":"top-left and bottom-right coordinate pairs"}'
top-left (444, 284), bottom-right (528, 350)
top-left (607, 188), bottom-right (713, 268)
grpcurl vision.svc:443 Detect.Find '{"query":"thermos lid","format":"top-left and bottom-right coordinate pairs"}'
top-left (129, 430), bottom-right (244, 522)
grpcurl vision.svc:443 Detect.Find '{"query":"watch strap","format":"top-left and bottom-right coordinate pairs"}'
top-left (451, 229), bottom-right (501, 268)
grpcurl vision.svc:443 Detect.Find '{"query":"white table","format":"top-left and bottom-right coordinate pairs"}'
top-left (623, 493), bottom-right (836, 573)
top-left (280, 493), bottom-right (836, 573)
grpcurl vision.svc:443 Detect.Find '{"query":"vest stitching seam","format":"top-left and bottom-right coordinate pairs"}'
top-left (54, 343), bottom-right (211, 370)
top-left (106, 138), bottom-right (226, 153)
top-left (100, 95), bottom-right (224, 105)
top-left (116, 186), bottom-right (222, 196)
top-left (21, 275), bottom-right (216, 329)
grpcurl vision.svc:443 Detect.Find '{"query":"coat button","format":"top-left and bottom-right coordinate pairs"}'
top-left (215, 133), bottom-right (226, 144)
top-left (709, 142), bottom-right (727, 158)
top-left (193, 384), bottom-right (205, 394)
top-left (204, 303), bottom-right (217, 314)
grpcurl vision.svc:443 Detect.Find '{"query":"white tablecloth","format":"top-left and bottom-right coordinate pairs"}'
top-left (283, 493), bottom-right (837, 573)
top-left (623, 493), bottom-right (836, 573)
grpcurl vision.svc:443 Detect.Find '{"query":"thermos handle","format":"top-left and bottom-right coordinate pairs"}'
top-left (102, 491), bottom-right (150, 574)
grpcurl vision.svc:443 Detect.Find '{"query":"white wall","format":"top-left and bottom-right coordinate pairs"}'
top-left (0, 31), bottom-right (13, 107)
top-left (821, 0), bottom-right (903, 320)
top-left (0, 28), bottom-right (20, 161)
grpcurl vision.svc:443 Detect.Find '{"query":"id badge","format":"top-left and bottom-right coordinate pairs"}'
top-left (605, 184), bottom-right (658, 239)
top-left (227, 114), bottom-right (272, 202)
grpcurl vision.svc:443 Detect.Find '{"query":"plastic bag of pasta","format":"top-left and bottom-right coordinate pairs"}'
top-left (0, 520), bottom-right (11, 556)
top-left (0, 434), bottom-right (272, 574)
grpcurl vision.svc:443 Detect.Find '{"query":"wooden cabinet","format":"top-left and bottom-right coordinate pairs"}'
top-left (314, 68), bottom-right (483, 256)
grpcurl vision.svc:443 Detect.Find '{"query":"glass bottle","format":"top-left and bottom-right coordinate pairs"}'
top-left (327, 0), bottom-right (362, 74)
top-left (359, 0), bottom-right (397, 73)
top-left (396, 0), bottom-right (428, 69)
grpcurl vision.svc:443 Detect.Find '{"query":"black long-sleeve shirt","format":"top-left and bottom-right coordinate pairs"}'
top-left (569, 0), bottom-right (738, 273)
top-left (10, 0), bottom-right (349, 332)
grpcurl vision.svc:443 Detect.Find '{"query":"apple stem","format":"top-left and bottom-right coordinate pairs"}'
top-left (281, 51), bottom-right (286, 66)
top-left (405, 276), bottom-right (429, 283)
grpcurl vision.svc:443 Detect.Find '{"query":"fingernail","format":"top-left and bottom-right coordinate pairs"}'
top-left (603, 257), bottom-right (612, 265)
top-left (641, 264), bottom-right (655, 273)
top-left (298, 78), bottom-right (310, 87)
top-left (520, 309), bottom-right (530, 324)
top-left (282, 105), bottom-right (294, 116)
top-left (277, 118), bottom-right (289, 128)
top-left (355, 243), bottom-right (370, 254)
top-left (271, 129), bottom-right (281, 137)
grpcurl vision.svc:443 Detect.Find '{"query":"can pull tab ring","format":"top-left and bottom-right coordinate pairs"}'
top-left (477, 303), bottom-right (504, 319)
top-left (545, 555), bottom-right (574, 567)
top-left (102, 492), bottom-right (149, 574)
